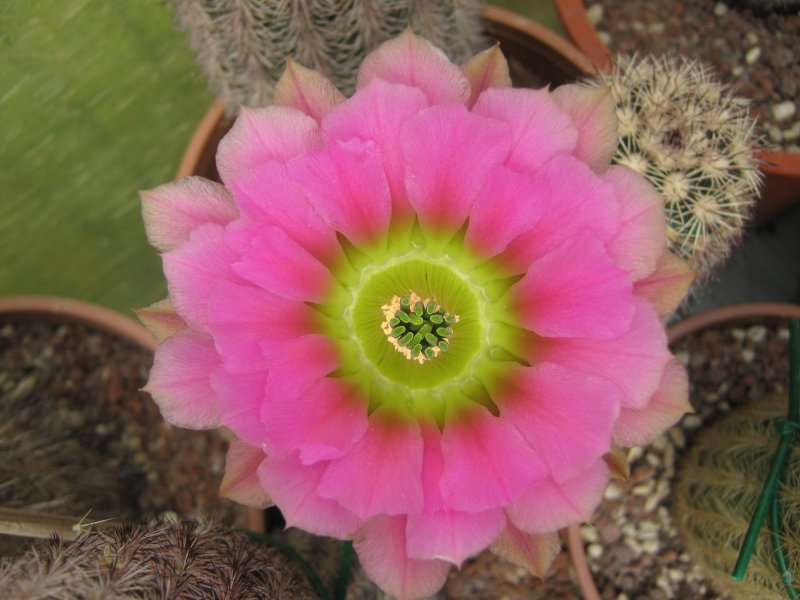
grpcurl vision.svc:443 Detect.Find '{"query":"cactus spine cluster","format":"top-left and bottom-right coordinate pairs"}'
top-left (588, 55), bottom-right (762, 280)
top-left (674, 394), bottom-right (800, 599)
top-left (169, 0), bottom-right (485, 110)
top-left (0, 519), bottom-right (315, 599)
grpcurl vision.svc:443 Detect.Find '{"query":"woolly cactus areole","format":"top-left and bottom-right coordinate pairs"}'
top-left (140, 32), bottom-right (694, 599)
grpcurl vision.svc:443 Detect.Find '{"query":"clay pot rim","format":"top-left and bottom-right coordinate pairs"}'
top-left (0, 294), bottom-right (266, 533)
top-left (668, 302), bottom-right (800, 343)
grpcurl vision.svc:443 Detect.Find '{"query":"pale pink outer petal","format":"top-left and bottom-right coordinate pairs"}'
top-left (273, 60), bottom-right (345, 122)
top-left (258, 452), bottom-right (361, 538)
top-left (401, 104), bottom-right (511, 233)
top-left (405, 426), bottom-right (505, 565)
top-left (217, 106), bottom-right (321, 185)
top-left (501, 155), bottom-right (621, 268)
top-left (162, 223), bottom-right (241, 330)
top-left (499, 363), bottom-right (619, 483)
top-left (210, 367), bottom-right (267, 447)
top-left (206, 280), bottom-right (314, 373)
top-left (472, 87), bottom-right (577, 174)
top-left (550, 84), bottom-right (618, 173)
top-left (490, 522), bottom-right (561, 578)
top-left (287, 139), bottom-right (392, 246)
top-left (506, 458), bottom-right (610, 533)
top-left (145, 329), bottom-right (221, 429)
top-left (356, 29), bottom-right (470, 105)
top-left (220, 439), bottom-right (272, 509)
top-left (535, 298), bottom-right (672, 410)
top-left (511, 234), bottom-right (634, 340)
top-left (134, 298), bottom-right (185, 342)
top-left (141, 177), bottom-right (238, 253)
top-left (262, 377), bottom-right (368, 465)
top-left (261, 334), bottom-right (340, 402)
top-left (603, 165), bottom-right (667, 280)
top-left (613, 358), bottom-right (692, 447)
top-left (322, 80), bottom-right (428, 220)
top-left (354, 515), bottom-right (451, 600)
top-left (317, 414), bottom-right (424, 519)
top-left (634, 251), bottom-right (695, 318)
top-left (228, 224), bottom-right (332, 302)
top-left (461, 44), bottom-right (511, 109)
top-left (229, 162), bottom-right (340, 265)
top-left (440, 408), bottom-right (549, 513)
top-left (464, 165), bottom-right (547, 258)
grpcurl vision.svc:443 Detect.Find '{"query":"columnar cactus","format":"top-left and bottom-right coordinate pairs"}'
top-left (587, 55), bottom-right (762, 281)
top-left (169, 0), bottom-right (485, 110)
top-left (0, 519), bottom-right (315, 599)
top-left (674, 394), bottom-right (800, 599)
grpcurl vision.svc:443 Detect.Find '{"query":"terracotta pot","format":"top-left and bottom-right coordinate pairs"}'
top-left (553, 0), bottom-right (800, 225)
top-left (0, 295), bottom-right (264, 534)
top-left (177, 5), bottom-right (596, 180)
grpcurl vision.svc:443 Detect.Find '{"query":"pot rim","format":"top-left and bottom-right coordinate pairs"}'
top-left (668, 302), bottom-right (800, 343)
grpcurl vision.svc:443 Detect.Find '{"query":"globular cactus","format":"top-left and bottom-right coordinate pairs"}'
top-left (0, 519), bottom-right (315, 599)
top-left (169, 0), bottom-right (485, 111)
top-left (674, 394), bottom-right (800, 599)
top-left (587, 55), bottom-right (762, 281)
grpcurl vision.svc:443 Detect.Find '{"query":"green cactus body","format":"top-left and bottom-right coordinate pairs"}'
top-left (674, 394), bottom-right (800, 599)
top-left (589, 55), bottom-right (762, 281)
top-left (169, 0), bottom-right (485, 110)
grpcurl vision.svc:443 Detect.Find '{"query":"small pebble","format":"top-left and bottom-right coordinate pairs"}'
top-left (586, 3), bottom-right (604, 26)
top-left (648, 22), bottom-right (665, 34)
top-left (783, 122), bottom-right (800, 142)
top-left (682, 414), bottom-right (703, 429)
top-left (772, 101), bottom-right (796, 122)
top-left (745, 32), bottom-right (759, 46)
top-left (598, 31), bottom-right (612, 46)
top-left (605, 482), bottom-right (624, 500)
top-left (588, 543), bottom-right (604, 559)
top-left (668, 428), bottom-right (686, 449)
top-left (713, 2), bottom-right (727, 16)
top-left (740, 348), bottom-right (755, 362)
top-left (745, 47), bottom-right (761, 64)
top-left (581, 524), bottom-right (599, 543)
top-left (768, 126), bottom-right (783, 143)
top-left (732, 65), bottom-right (744, 77)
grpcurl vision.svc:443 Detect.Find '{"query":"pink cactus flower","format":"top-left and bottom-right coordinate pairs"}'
top-left (140, 32), bottom-right (694, 599)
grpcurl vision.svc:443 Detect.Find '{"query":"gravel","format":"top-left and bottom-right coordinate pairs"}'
top-left (587, 0), bottom-right (800, 152)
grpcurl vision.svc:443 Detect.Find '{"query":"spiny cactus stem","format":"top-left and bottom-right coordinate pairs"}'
top-left (732, 318), bottom-right (800, 586)
top-left (0, 506), bottom-right (119, 542)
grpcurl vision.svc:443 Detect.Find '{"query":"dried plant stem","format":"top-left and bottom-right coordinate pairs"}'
top-left (0, 506), bottom-right (120, 542)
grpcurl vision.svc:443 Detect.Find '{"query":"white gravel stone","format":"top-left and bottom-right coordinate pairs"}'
top-left (586, 3), bottom-right (603, 26)
top-left (598, 31), bottom-right (612, 46)
top-left (747, 325), bottom-right (767, 342)
top-left (732, 65), bottom-right (745, 77)
top-left (683, 414), bottom-right (703, 429)
top-left (633, 480), bottom-right (655, 496)
top-left (783, 122), bottom-right (800, 142)
top-left (668, 428), bottom-right (686, 449)
top-left (648, 22), bottom-right (665, 34)
top-left (713, 2), bottom-right (728, 16)
top-left (605, 481), bottom-right (624, 500)
top-left (628, 446), bottom-right (644, 462)
top-left (588, 543), bottom-right (604, 559)
top-left (581, 524), bottom-right (599, 543)
top-left (740, 348), bottom-right (756, 362)
top-left (675, 350), bottom-right (690, 366)
top-left (641, 539), bottom-right (660, 554)
top-left (745, 32), bottom-right (759, 46)
top-left (768, 126), bottom-right (784, 143)
top-left (772, 101), bottom-right (796, 122)
top-left (745, 46), bottom-right (761, 64)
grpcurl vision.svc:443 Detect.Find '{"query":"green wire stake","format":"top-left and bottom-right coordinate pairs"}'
top-left (732, 318), bottom-right (799, 598)
top-left (335, 541), bottom-right (353, 600)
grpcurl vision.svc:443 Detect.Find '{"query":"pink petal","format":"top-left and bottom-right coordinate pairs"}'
top-left (354, 515), bottom-right (451, 600)
top-left (227, 163), bottom-right (341, 266)
top-left (217, 106), bottom-right (320, 185)
top-left (210, 367), bottom-right (268, 447)
top-left (603, 166), bottom-right (666, 280)
top-left (206, 280), bottom-right (314, 373)
top-left (501, 155), bottom-right (621, 268)
top-left (322, 79), bottom-right (428, 220)
top-left (261, 333), bottom-right (340, 400)
top-left (273, 60), bottom-right (345, 122)
top-left (440, 408), bottom-right (548, 512)
top-left (219, 439), bottom-right (272, 509)
top-left (499, 363), bottom-right (619, 483)
top-left (262, 377), bottom-right (368, 465)
top-left (406, 509), bottom-right (505, 566)
top-left (634, 251), bottom-right (695, 318)
top-left (551, 84), bottom-right (618, 173)
top-left (506, 458), bottom-right (609, 533)
top-left (511, 234), bottom-right (634, 340)
top-left (227, 224), bottom-right (333, 302)
top-left (162, 223), bottom-right (241, 330)
top-left (490, 522), bottom-right (561, 578)
top-left (472, 87), bottom-right (577, 174)
top-left (287, 138), bottom-right (391, 247)
top-left (401, 104), bottom-right (511, 234)
top-left (465, 165), bottom-right (546, 258)
top-left (356, 30), bottom-right (470, 105)
top-left (536, 298), bottom-right (671, 410)
top-left (145, 329), bottom-right (221, 429)
top-left (613, 358), bottom-right (692, 447)
top-left (318, 414), bottom-right (424, 518)
top-left (461, 44), bottom-right (511, 109)
top-left (134, 298), bottom-right (185, 342)
top-left (141, 177), bottom-right (238, 253)
top-left (258, 452), bottom-right (361, 538)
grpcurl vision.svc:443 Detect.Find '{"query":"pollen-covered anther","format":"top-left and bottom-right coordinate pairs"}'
top-left (381, 293), bottom-right (457, 364)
